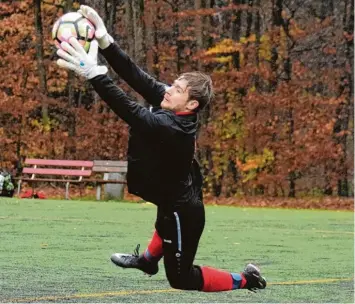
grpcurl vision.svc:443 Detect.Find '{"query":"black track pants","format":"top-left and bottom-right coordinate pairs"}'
top-left (155, 200), bottom-right (205, 290)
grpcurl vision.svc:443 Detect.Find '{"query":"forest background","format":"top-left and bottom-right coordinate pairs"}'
top-left (0, 0), bottom-right (353, 204)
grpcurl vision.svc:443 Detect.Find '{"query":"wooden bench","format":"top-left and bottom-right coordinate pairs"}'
top-left (16, 159), bottom-right (93, 199)
top-left (91, 160), bottom-right (127, 200)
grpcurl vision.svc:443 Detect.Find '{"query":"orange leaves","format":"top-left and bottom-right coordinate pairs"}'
top-left (343, 31), bottom-right (354, 41)
top-left (235, 149), bottom-right (275, 183)
top-left (323, 46), bottom-right (337, 55)
top-left (236, 158), bottom-right (259, 172)
top-left (288, 20), bottom-right (307, 40)
top-left (0, 0), bottom-right (352, 197)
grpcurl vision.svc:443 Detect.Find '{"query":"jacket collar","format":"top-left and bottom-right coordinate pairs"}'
top-left (175, 111), bottom-right (196, 116)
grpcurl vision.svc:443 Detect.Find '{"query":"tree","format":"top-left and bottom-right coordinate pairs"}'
top-left (0, 0), bottom-right (352, 198)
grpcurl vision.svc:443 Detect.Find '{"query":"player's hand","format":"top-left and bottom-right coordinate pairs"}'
top-left (78, 5), bottom-right (113, 49)
top-left (56, 38), bottom-right (108, 79)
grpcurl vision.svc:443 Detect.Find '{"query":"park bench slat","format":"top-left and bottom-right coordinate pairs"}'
top-left (20, 178), bottom-right (85, 183)
top-left (25, 159), bottom-right (94, 167)
top-left (93, 160), bottom-right (127, 167)
top-left (88, 179), bottom-right (127, 184)
top-left (92, 166), bottom-right (128, 173)
top-left (23, 168), bottom-right (92, 176)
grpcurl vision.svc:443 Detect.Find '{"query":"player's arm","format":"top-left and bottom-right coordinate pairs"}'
top-left (78, 5), bottom-right (166, 107)
top-left (56, 38), bottom-right (174, 139)
top-left (89, 74), bottom-right (175, 138)
top-left (100, 43), bottom-right (167, 107)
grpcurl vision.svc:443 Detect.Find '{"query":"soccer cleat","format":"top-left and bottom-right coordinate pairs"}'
top-left (242, 264), bottom-right (267, 292)
top-left (110, 244), bottom-right (159, 276)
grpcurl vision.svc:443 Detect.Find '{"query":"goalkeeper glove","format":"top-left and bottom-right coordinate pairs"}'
top-left (78, 5), bottom-right (113, 49)
top-left (56, 38), bottom-right (108, 79)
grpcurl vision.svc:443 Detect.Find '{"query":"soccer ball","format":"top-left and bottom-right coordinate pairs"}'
top-left (52, 12), bottom-right (95, 52)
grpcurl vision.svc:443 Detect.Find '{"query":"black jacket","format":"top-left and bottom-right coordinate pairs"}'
top-left (89, 43), bottom-right (202, 207)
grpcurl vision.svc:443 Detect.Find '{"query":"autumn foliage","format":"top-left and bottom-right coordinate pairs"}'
top-left (0, 0), bottom-right (353, 199)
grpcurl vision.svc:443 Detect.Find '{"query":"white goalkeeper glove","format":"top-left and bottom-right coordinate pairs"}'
top-left (78, 5), bottom-right (113, 49)
top-left (56, 38), bottom-right (108, 79)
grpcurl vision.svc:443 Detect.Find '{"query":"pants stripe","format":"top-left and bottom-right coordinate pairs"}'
top-left (173, 212), bottom-right (182, 252)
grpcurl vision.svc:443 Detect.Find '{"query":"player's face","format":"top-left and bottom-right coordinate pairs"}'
top-left (161, 78), bottom-right (199, 112)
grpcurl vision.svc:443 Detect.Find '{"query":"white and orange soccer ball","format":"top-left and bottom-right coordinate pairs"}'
top-left (52, 12), bottom-right (95, 52)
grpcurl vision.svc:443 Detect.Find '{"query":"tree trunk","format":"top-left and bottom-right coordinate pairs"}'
top-left (195, 0), bottom-right (203, 71)
top-left (125, 1), bottom-right (135, 57)
top-left (231, 0), bottom-right (242, 70)
top-left (276, 0), bottom-right (296, 197)
top-left (255, 0), bottom-right (261, 65)
top-left (321, 0), bottom-right (334, 20)
top-left (62, 0), bottom-right (77, 158)
top-left (246, 0), bottom-right (253, 38)
top-left (270, 0), bottom-right (282, 89)
top-left (320, 0), bottom-right (335, 195)
top-left (337, 0), bottom-right (354, 196)
top-left (145, 0), bottom-right (160, 78)
top-left (33, 0), bottom-right (48, 125)
top-left (84, 0), bottom-right (106, 105)
top-left (132, 0), bottom-right (146, 68)
top-left (17, 71), bottom-right (28, 163)
top-left (65, 0), bottom-right (74, 107)
top-left (106, 0), bottom-right (118, 42)
top-left (172, 3), bottom-right (182, 73)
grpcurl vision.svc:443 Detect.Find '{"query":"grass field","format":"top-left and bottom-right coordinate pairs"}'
top-left (0, 198), bottom-right (353, 303)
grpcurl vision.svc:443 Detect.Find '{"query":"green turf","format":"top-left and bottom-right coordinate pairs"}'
top-left (0, 198), bottom-right (353, 303)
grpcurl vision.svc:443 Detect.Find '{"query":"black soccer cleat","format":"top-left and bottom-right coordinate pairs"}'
top-left (110, 244), bottom-right (159, 276)
top-left (242, 263), bottom-right (267, 292)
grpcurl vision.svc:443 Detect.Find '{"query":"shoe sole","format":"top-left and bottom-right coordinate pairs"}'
top-left (110, 253), bottom-right (158, 276)
top-left (245, 263), bottom-right (267, 289)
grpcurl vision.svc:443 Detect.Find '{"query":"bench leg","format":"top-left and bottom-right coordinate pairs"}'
top-left (65, 182), bottom-right (70, 200)
top-left (31, 183), bottom-right (35, 198)
top-left (96, 184), bottom-right (101, 201)
top-left (17, 180), bottom-right (22, 196)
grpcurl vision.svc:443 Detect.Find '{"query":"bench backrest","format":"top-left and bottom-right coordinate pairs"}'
top-left (23, 159), bottom-right (93, 180)
top-left (93, 160), bottom-right (128, 174)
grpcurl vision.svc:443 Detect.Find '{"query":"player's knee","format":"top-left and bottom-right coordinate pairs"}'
top-left (168, 277), bottom-right (189, 290)
top-left (167, 275), bottom-right (196, 290)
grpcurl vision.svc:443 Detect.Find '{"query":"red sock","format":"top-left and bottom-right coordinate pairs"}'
top-left (240, 273), bottom-right (247, 288)
top-left (200, 266), bottom-right (233, 292)
top-left (143, 230), bottom-right (163, 262)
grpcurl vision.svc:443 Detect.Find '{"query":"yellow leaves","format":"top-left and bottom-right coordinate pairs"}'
top-left (214, 56), bottom-right (233, 64)
top-left (205, 35), bottom-right (258, 57)
top-left (240, 34), bottom-right (256, 44)
top-left (236, 149), bottom-right (275, 183)
top-left (259, 34), bottom-right (272, 61)
top-left (205, 39), bottom-right (241, 56)
top-left (31, 118), bottom-right (52, 133)
top-left (249, 86), bottom-right (256, 93)
top-left (31, 119), bottom-right (41, 128)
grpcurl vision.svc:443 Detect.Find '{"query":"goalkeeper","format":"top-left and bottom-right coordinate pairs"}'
top-left (56, 5), bottom-right (266, 292)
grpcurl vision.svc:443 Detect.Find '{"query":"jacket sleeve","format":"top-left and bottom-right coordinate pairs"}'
top-left (100, 43), bottom-right (166, 107)
top-left (89, 74), bottom-right (175, 139)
